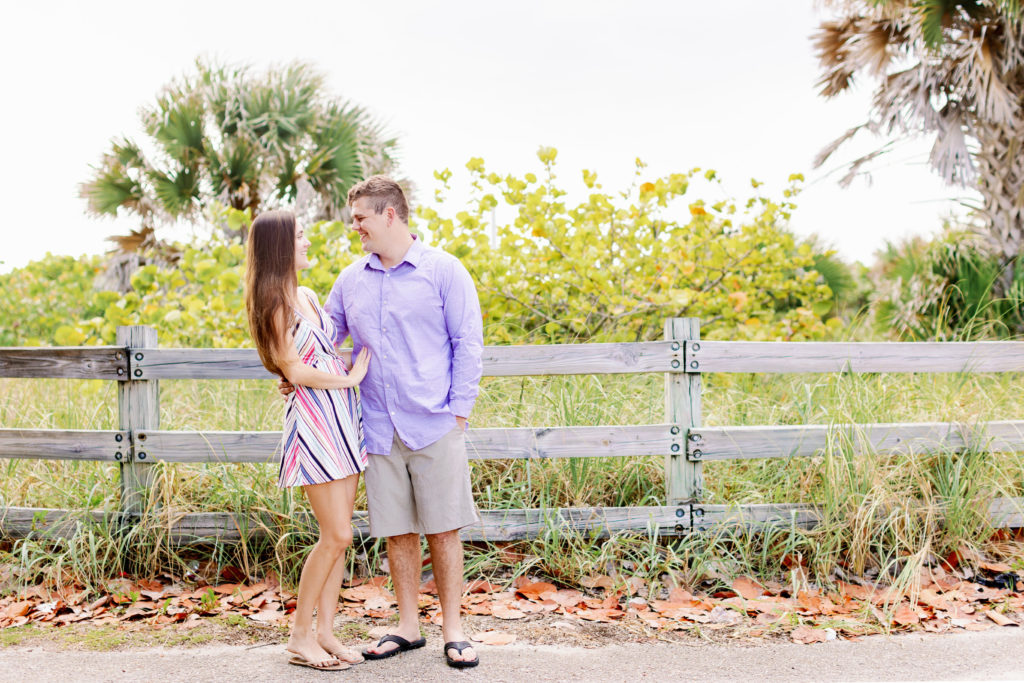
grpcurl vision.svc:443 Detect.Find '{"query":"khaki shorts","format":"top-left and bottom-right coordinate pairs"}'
top-left (365, 426), bottom-right (479, 538)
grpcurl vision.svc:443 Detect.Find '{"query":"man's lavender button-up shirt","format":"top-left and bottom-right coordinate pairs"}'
top-left (324, 237), bottom-right (483, 455)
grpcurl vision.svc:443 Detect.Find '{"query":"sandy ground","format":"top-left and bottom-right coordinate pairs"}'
top-left (2, 629), bottom-right (1023, 682)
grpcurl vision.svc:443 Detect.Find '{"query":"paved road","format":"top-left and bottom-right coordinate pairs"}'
top-left (2, 629), bottom-right (1023, 682)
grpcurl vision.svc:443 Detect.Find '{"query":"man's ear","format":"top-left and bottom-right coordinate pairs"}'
top-left (385, 206), bottom-right (395, 226)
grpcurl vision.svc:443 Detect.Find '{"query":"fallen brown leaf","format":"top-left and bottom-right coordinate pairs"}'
top-left (791, 625), bottom-right (828, 644)
top-left (732, 576), bottom-right (766, 600)
top-left (964, 622), bottom-right (993, 631)
top-left (342, 584), bottom-right (387, 602)
top-left (5, 602), bottom-right (32, 619)
top-left (576, 608), bottom-right (621, 623)
top-left (517, 581), bottom-right (557, 599)
top-left (465, 580), bottom-right (502, 594)
top-left (472, 630), bottom-right (516, 646)
top-left (836, 581), bottom-right (874, 601)
top-left (797, 589), bottom-right (822, 614)
top-left (979, 561), bottom-right (1013, 573)
top-left (984, 610), bottom-right (1018, 627)
top-left (636, 613), bottom-right (666, 629)
top-left (667, 587), bottom-right (693, 603)
top-left (916, 588), bottom-right (952, 612)
top-left (238, 582), bottom-right (268, 602)
top-left (363, 596), bottom-right (396, 611)
top-left (579, 575), bottom-right (614, 591)
top-left (491, 603), bottom-right (526, 620)
top-left (248, 609), bottom-right (283, 623)
top-left (549, 590), bottom-right (584, 607)
top-left (892, 602), bottom-right (920, 626)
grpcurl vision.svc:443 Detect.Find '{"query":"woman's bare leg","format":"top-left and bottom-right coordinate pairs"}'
top-left (315, 474), bottom-right (362, 662)
top-left (285, 478), bottom-right (356, 666)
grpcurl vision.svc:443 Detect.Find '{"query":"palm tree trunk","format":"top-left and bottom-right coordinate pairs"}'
top-left (973, 118), bottom-right (1024, 296)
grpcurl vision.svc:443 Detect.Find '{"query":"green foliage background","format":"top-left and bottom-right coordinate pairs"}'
top-left (0, 255), bottom-right (104, 347)
top-left (870, 226), bottom-right (1024, 340)
top-left (1, 150), bottom-right (842, 348)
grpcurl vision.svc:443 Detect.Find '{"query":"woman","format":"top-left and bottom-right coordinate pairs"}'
top-left (245, 210), bottom-right (371, 671)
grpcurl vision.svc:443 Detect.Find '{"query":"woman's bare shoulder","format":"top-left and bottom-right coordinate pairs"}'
top-left (297, 285), bottom-right (322, 305)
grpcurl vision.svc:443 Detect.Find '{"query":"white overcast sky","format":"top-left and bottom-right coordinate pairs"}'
top-left (0, 1), bottom-right (976, 274)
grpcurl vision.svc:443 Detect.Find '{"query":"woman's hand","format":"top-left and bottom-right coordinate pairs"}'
top-left (278, 378), bottom-right (295, 397)
top-left (347, 348), bottom-right (372, 385)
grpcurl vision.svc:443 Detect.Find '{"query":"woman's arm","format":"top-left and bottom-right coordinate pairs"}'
top-left (272, 310), bottom-right (371, 390)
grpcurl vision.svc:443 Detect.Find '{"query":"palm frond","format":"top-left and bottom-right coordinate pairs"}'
top-left (83, 58), bottom-right (401, 246)
top-left (148, 166), bottom-right (200, 216)
top-left (80, 163), bottom-right (144, 217)
top-left (916, 0), bottom-right (957, 48)
top-left (813, 124), bottom-right (867, 168)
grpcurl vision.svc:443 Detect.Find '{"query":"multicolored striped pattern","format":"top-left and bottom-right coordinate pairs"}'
top-left (279, 288), bottom-right (368, 488)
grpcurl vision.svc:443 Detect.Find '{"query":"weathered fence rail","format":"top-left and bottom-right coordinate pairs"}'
top-left (1, 320), bottom-right (1023, 542)
top-left (0, 346), bottom-right (127, 380)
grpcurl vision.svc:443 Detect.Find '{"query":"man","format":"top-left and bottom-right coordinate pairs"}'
top-left (287, 175), bottom-right (483, 668)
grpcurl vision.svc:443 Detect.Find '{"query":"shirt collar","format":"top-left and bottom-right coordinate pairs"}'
top-left (366, 234), bottom-right (422, 271)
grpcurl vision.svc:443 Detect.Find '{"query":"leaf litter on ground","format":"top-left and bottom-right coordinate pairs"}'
top-left (1, 557), bottom-right (1022, 646)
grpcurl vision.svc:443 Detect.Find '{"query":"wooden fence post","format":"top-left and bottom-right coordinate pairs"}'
top-left (117, 326), bottom-right (159, 517)
top-left (665, 318), bottom-right (703, 504)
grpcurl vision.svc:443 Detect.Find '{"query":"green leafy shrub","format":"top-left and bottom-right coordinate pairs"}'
top-left (870, 226), bottom-right (1024, 340)
top-left (0, 254), bottom-right (104, 346)
top-left (421, 149), bottom-right (840, 342)
top-left (2, 151), bottom-right (842, 347)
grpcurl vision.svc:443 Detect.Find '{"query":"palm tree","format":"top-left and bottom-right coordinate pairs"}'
top-left (81, 59), bottom-right (399, 286)
top-left (813, 1), bottom-right (1024, 294)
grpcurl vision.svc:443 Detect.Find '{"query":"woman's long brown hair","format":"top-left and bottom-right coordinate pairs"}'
top-left (245, 210), bottom-right (298, 378)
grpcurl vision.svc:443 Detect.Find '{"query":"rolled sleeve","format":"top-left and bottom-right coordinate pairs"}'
top-left (443, 260), bottom-right (483, 418)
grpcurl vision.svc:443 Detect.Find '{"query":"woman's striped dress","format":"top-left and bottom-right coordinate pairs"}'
top-left (278, 287), bottom-right (368, 488)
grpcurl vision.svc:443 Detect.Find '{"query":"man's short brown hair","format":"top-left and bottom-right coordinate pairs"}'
top-left (347, 175), bottom-right (409, 224)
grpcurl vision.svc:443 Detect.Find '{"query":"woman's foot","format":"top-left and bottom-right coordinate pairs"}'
top-left (318, 632), bottom-right (365, 664)
top-left (286, 634), bottom-right (340, 669)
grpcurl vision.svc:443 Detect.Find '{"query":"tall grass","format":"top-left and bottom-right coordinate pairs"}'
top-left (1, 369), bottom-right (1022, 591)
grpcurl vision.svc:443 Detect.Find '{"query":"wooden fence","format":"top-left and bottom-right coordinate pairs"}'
top-left (1, 320), bottom-right (1023, 543)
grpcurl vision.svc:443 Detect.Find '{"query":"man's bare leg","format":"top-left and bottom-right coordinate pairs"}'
top-left (364, 532), bottom-right (422, 655)
top-left (427, 529), bottom-right (476, 664)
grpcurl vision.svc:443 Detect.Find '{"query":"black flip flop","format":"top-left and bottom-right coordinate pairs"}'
top-left (361, 634), bottom-right (427, 660)
top-left (444, 640), bottom-right (479, 668)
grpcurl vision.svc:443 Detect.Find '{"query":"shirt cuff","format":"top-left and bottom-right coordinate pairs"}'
top-left (449, 400), bottom-right (475, 419)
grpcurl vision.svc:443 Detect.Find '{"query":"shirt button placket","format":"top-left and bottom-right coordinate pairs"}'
top-left (382, 270), bottom-right (388, 360)
top-left (383, 270), bottom-right (394, 421)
